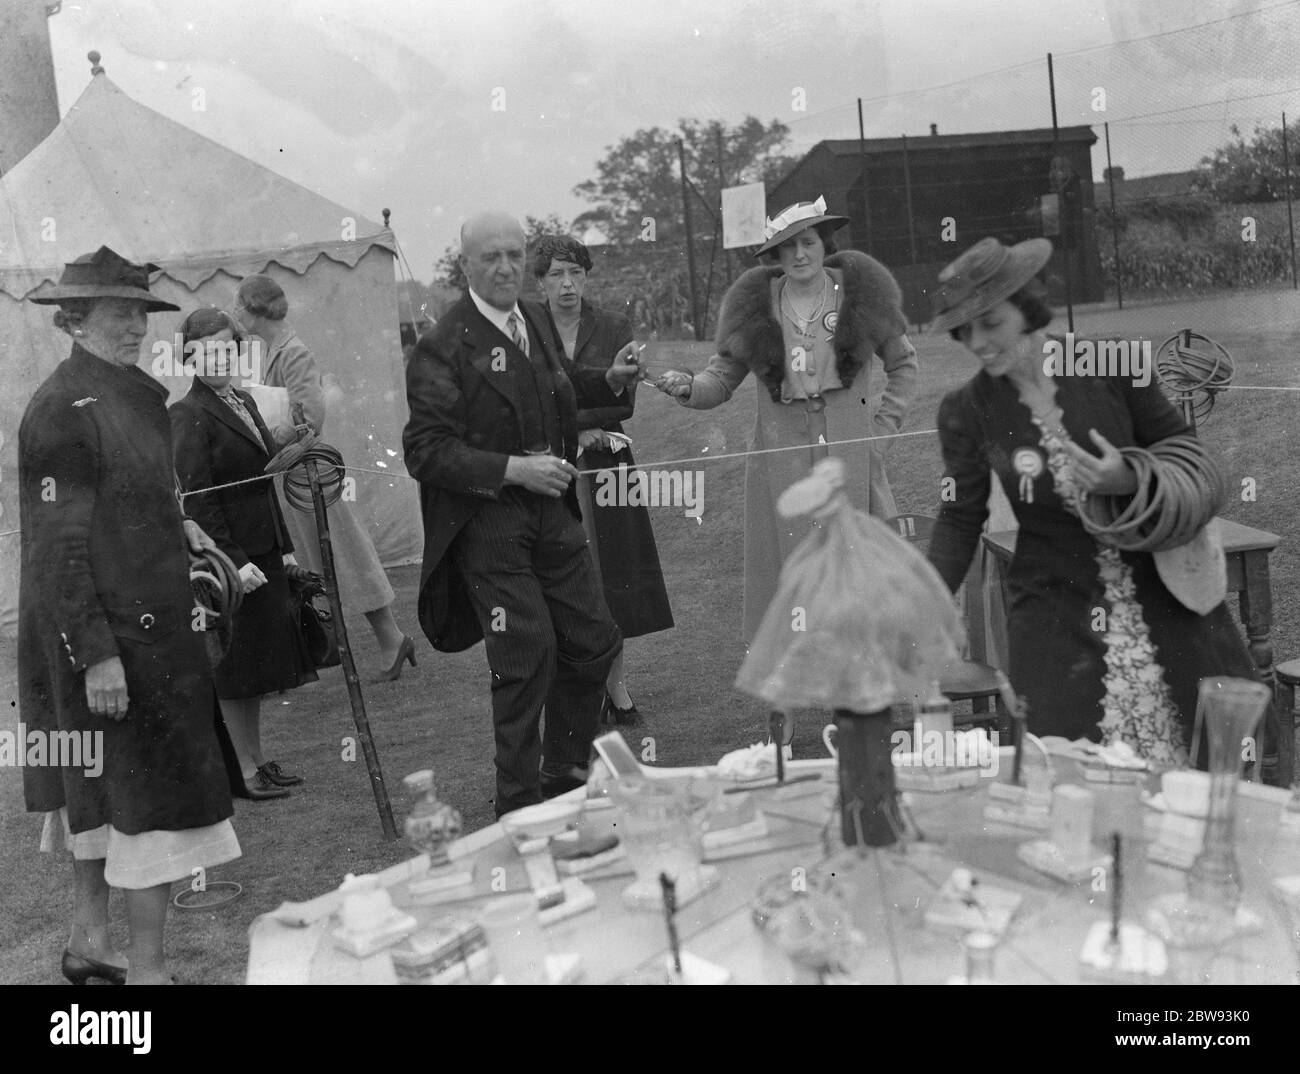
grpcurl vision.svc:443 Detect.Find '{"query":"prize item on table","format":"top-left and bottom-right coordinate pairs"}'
top-left (331, 878), bottom-right (418, 957)
top-left (1018, 784), bottom-right (1113, 882)
top-left (401, 769), bottom-right (474, 897)
top-left (1078, 739), bottom-right (1150, 784)
top-left (1144, 678), bottom-right (1272, 974)
top-left (499, 800), bottom-right (582, 855)
top-left (476, 893), bottom-right (551, 985)
top-left (923, 868), bottom-right (1022, 940)
top-left (591, 730), bottom-right (646, 780)
top-left (608, 776), bottom-right (719, 910)
top-left (714, 739), bottom-right (816, 792)
top-left (699, 791), bottom-right (769, 851)
top-left (984, 732), bottom-right (1054, 830)
top-left (735, 457), bottom-right (963, 849)
top-left (751, 870), bottom-right (867, 981)
top-left (890, 693), bottom-right (994, 792)
top-left (389, 918), bottom-right (494, 985)
top-left (946, 931), bottom-right (1000, 985)
top-left (1145, 770), bottom-right (1210, 870)
top-left (1078, 833), bottom-right (1168, 981)
top-left (551, 828), bottom-right (626, 876)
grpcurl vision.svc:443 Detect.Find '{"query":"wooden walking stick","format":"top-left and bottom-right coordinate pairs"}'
top-left (266, 405), bottom-right (397, 839)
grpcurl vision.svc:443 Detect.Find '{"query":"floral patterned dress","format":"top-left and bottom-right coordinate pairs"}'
top-left (1031, 406), bottom-right (1189, 766)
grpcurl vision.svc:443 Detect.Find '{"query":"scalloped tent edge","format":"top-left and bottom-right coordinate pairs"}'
top-left (0, 235), bottom-right (397, 301)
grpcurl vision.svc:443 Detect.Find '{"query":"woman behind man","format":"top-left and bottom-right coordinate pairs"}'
top-left (20, 247), bottom-right (240, 984)
top-left (926, 237), bottom-right (1258, 762)
top-left (233, 274), bottom-right (416, 682)
top-left (533, 236), bottom-right (674, 723)
top-left (170, 307), bottom-right (318, 800)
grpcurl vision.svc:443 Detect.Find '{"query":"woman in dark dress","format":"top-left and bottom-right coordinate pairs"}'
top-left (20, 248), bottom-right (239, 985)
top-left (170, 308), bottom-right (318, 799)
top-left (925, 238), bottom-right (1257, 764)
top-left (534, 236), bottom-right (674, 723)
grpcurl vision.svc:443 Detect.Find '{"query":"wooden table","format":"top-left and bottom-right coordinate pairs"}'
top-left (246, 758), bottom-right (1300, 985)
top-left (981, 518), bottom-right (1289, 785)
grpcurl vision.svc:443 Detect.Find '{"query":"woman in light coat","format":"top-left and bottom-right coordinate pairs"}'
top-left (234, 274), bottom-right (416, 681)
top-left (655, 198), bottom-right (918, 643)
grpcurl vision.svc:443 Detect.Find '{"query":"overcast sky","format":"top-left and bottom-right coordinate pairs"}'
top-left (44, 0), bottom-right (1300, 277)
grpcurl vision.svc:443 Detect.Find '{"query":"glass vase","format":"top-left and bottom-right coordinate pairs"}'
top-left (1186, 677), bottom-right (1272, 910)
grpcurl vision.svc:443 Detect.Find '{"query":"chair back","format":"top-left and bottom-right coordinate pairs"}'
top-left (886, 513), bottom-right (982, 663)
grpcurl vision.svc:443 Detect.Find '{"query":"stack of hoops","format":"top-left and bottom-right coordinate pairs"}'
top-left (1077, 435), bottom-right (1226, 552)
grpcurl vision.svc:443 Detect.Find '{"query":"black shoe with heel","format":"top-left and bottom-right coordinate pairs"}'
top-left (61, 949), bottom-right (127, 986)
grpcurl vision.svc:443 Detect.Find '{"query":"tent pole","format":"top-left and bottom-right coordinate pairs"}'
top-left (306, 458), bottom-right (398, 840)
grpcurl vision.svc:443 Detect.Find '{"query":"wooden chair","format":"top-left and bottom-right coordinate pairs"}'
top-left (888, 514), bottom-right (1010, 739)
top-left (1271, 658), bottom-right (1300, 788)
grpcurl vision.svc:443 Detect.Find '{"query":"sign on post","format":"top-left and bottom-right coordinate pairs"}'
top-left (721, 182), bottom-right (767, 250)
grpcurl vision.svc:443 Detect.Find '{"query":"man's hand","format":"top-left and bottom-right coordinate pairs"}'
top-left (654, 369), bottom-right (694, 399)
top-left (1062, 429), bottom-right (1139, 496)
top-left (605, 342), bottom-right (647, 392)
top-left (85, 656), bottom-right (129, 721)
top-left (238, 561), bottom-right (269, 594)
top-left (182, 519), bottom-right (216, 554)
top-left (578, 429), bottom-right (612, 452)
top-left (504, 455), bottom-right (579, 497)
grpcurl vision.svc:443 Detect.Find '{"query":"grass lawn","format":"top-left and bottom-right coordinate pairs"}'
top-left (1, 285), bottom-right (1297, 984)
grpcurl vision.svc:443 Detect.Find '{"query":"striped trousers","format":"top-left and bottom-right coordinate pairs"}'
top-left (452, 487), bottom-right (621, 815)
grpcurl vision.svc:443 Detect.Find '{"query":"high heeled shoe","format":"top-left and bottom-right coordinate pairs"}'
top-left (61, 949), bottom-right (127, 985)
top-left (601, 692), bottom-right (641, 726)
top-left (371, 635), bottom-right (416, 683)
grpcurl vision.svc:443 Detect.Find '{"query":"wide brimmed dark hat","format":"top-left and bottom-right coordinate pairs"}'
top-left (28, 245), bottom-right (179, 311)
top-left (755, 196), bottom-right (849, 256)
top-left (929, 237), bottom-right (1052, 332)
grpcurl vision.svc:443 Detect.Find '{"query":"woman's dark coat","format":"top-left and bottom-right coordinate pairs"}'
top-left (569, 300), bottom-right (674, 638)
top-left (18, 345), bottom-right (233, 835)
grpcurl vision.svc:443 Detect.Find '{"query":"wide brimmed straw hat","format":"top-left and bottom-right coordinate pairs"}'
top-left (28, 245), bottom-right (179, 312)
top-left (755, 196), bottom-right (849, 256)
top-left (929, 237), bottom-right (1052, 333)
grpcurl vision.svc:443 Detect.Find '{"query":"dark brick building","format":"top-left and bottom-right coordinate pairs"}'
top-left (770, 125), bottom-right (1104, 324)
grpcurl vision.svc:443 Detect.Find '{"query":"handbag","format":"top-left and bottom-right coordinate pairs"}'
top-left (299, 592), bottom-right (341, 669)
top-left (287, 564), bottom-right (340, 668)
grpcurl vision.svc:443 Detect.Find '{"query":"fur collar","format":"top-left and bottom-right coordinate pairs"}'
top-left (713, 250), bottom-right (907, 402)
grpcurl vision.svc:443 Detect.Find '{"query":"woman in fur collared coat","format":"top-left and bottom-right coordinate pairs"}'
top-left (655, 199), bottom-right (918, 641)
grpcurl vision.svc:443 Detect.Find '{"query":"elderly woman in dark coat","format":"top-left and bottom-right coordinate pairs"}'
top-left (533, 236), bottom-right (674, 724)
top-left (19, 247), bottom-right (240, 985)
top-left (170, 308), bottom-right (318, 800)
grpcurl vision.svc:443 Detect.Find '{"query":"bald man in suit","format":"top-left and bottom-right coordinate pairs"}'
top-left (404, 211), bottom-right (644, 816)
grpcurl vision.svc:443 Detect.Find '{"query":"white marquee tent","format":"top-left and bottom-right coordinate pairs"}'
top-left (0, 72), bottom-right (423, 637)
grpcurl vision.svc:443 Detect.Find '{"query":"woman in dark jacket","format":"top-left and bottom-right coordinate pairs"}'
top-left (925, 237), bottom-right (1257, 763)
top-left (170, 308), bottom-right (318, 799)
top-left (534, 236), bottom-right (674, 723)
top-left (20, 247), bottom-right (240, 985)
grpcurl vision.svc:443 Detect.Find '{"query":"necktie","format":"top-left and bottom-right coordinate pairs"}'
top-left (506, 310), bottom-right (529, 358)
